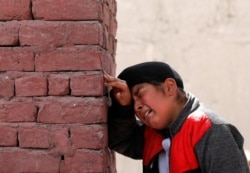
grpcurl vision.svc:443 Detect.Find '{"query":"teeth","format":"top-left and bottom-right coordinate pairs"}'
top-left (144, 110), bottom-right (150, 119)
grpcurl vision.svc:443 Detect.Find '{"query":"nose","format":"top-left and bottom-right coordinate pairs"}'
top-left (134, 100), bottom-right (143, 112)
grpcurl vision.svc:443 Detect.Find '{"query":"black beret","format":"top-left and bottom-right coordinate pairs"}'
top-left (118, 61), bottom-right (184, 90)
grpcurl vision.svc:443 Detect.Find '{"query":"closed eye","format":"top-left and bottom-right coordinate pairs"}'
top-left (132, 86), bottom-right (143, 98)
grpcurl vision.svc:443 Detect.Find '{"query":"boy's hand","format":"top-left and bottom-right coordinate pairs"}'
top-left (103, 71), bottom-right (132, 106)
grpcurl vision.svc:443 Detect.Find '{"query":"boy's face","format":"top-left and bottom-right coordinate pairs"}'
top-left (131, 79), bottom-right (178, 129)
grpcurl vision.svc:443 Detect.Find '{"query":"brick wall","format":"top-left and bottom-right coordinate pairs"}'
top-left (0, 0), bottom-right (117, 172)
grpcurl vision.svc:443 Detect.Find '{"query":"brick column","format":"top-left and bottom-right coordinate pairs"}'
top-left (0, 0), bottom-right (117, 172)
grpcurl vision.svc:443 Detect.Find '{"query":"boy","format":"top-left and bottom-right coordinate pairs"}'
top-left (104, 61), bottom-right (250, 173)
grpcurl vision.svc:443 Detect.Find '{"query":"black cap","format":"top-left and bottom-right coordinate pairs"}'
top-left (118, 61), bottom-right (184, 89)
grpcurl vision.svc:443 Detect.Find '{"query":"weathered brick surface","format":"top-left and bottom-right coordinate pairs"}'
top-left (0, 0), bottom-right (32, 20)
top-left (60, 149), bottom-right (107, 173)
top-left (35, 46), bottom-right (104, 72)
top-left (15, 75), bottom-right (47, 97)
top-left (37, 97), bottom-right (107, 124)
top-left (49, 126), bottom-right (74, 157)
top-left (110, 15), bottom-right (118, 38)
top-left (0, 48), bottom-right (34, 72)
top-left (106, 148), bottom-right (117, 173)
top-left (0, 75), bottom-right (14, 98)
top-left (0, 0), bottom-right (117, 172)
top-left (48, 74), bottom-right (70, 96)
top-left (103, 3), bottom-right (111, 28)
top-left (0, 148), bottom-right (60, 173)
top-left (17, 123), bottom-right (109, 157)
top-left (70, 125), bottom-right (108, 149)
top-left (70, 72), bottom-right (104, 96)
top-left (105, 0), bottom-right (117, 16)
top-left (0, 101), bottom-right (37, 122)
top-left (0, 22), bottom-right (19, 46)
top-left (19, 21), bottom-right (104, 48)
top-left (18, 124), bottom-right (50, 149)
top-left (0, 125), bottom-right (17, 146)
top-left (32, 0), bottom-right (103, 21)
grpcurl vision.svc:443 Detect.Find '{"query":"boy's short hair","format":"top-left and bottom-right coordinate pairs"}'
top-left (118, 61), bottom-right (184, 90)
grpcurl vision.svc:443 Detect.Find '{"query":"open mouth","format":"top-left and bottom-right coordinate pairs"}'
top-left (144, 109), bottom-right (152, 120)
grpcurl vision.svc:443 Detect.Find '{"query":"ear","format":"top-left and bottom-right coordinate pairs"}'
top-left (163, 78), bottom-right (178, 96)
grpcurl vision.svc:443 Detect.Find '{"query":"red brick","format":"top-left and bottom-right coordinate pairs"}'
top-left (113, 38), bottom-right (117, 58)
top-left (0, 125), bottom-right (17, 146)
top-left (19, 21), bottom-right (104, 48)
top-left (48, 75), bottom-right (69, 96)
top-left (101, 51), bottom-right (116, 75)
top-left (103, 26), bottom-right (109, 50)
top-left (18, 124), bottom-right (74, 156)
top-left (32, 0), bottom-right (102, 21)
top-left (35, 46), bottom-right (103, 72)
top-left (60, 149), bottom-right (106, 173)
top-left (0, 47), bottom-right (34, 72)
top-left (103, 3), bottom-right (111, 28)
top-left (0, 0), bottom-right (31, 20)
top-left (107, 34), bottom-right (113, 55)
top-left (70, 125), bottom-right (107, 149)
top-left (106, 148), bottom-right (116, 173)
top-left (0, 75), bottom-right (14, 98)
top-left (0, 102), bottom-right (36, 122)
top-left (5, 71), bottom-right (24, 80)
top-left (0, 148), bottom-right (60, 173)
top-left (70, 72), bottom-right (104, 96)
top-left (37, 97), bottom-right (107, 124)
top-left (105, 0), bottom-right (117, 16)
top-left (113, 1), bottom-right (118, 16)
top-left (18, 124), bottom-right (50, 149)
top-left (15, 75), bottom-right (47, 96)
top-left (0, 21), bottom-right (19, 46)
top-left (49, 127), bottom-right (74, 157)
top-left (110, 15), bottom-right (118, 37)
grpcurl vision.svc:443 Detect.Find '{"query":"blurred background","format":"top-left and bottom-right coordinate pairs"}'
top-left (115, 0), bottom-right (250, 172)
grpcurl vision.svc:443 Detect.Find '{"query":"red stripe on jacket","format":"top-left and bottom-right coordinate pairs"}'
top-left (143, 111), bottom-right (212, 172)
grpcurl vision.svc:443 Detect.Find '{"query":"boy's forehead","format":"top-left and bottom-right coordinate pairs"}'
top-left (132, 83), bottom-right (144, 92)
top-left (131, 83), bottom-right (152, 94)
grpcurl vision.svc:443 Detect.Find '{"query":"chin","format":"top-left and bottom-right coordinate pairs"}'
top-left (150, 124), bottom-right (164, 130)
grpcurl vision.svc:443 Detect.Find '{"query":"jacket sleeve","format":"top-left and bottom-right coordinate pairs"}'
top-left (107, 93), bottom-right (144, 159)
top-left (195, 124), bottom-right (250, 173)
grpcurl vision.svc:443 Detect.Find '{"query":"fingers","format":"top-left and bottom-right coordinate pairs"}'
top-left (103, 71), bottom-right (115, 83)
top-left (103, 71), bottom-right (132, 106)
top-left (113, 87), bottom-right (132, 106)
top-left (106, 80), bottom-right (128, 91)
top-left (103, 71), bottom-right (127, 90)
